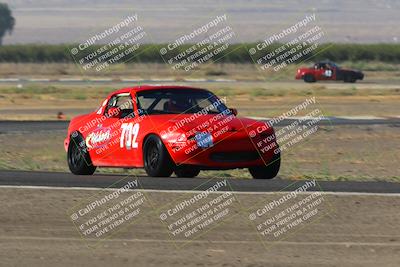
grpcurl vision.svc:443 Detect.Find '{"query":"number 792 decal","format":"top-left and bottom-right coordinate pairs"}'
top-left (120, 123), bottom-right (140, 149)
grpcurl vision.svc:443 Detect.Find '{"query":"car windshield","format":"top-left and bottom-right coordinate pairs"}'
top-left (314, 62), bottom-right (339, 69)
top-left (136, 89), bottom-right (229, 115)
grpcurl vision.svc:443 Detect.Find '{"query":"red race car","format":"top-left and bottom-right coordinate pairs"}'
top-left (295, 61), bottom-right (364, 83)
top-left (64, 85), bottom-right (280, 179)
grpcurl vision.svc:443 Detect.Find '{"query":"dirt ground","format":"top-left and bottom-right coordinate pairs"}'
top-left (0, 187), bottom-right (398, 267)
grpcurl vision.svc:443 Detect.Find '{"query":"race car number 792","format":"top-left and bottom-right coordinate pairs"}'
top-left (120, 123), bottom-right (140, 149)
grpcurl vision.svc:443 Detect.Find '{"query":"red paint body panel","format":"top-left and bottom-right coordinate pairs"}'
top-left (295, 66), bottom-right (337, 80)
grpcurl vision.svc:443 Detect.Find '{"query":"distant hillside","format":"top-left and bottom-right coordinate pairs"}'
top-left (1, 0), bottom-right (400, 44)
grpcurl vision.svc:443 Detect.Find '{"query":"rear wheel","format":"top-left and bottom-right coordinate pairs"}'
top-left (143, 135), bottom-right (174, 177)
top-left (249, 153), bottom-right (280, 179)
top-left (174, 166), bottom-right (200, 178)
top-left (304, 74), bottom-right (316, 83)
top-left (67, 133), bottom-right (96, 175)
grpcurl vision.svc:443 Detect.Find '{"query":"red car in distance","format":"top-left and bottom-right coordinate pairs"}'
top-left (65, 85), bottom-right (280, 179)
top-left (296, 61), bottom-right (364, 83)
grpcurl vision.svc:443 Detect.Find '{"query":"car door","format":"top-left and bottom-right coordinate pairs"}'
top-left (315, 63), bottom-right (330, 80)
top-left (98, 92), bottom-right (139, 166)
top-left (324, 63), bottom-right (336, 80)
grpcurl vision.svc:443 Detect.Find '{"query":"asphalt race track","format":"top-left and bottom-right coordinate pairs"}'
top-left (1, 170), bottom-right (399, 193)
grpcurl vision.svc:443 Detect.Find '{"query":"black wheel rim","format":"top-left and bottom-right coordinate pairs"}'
top-left (69, 142), bottom-right (84, 168)
top-left (146, 142), bottom-right (159, 170)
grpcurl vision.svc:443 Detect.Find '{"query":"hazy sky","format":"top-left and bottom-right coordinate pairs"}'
top-left (2, 0), bottom-right (400, 44)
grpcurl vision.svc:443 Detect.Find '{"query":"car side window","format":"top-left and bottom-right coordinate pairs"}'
top-left (105, 93), bottom-right (134, 118)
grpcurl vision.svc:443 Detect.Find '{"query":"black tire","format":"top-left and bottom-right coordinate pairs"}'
top-left (174, 166), bottom-right (200, 178)
top-left (344, 74), bottom-right (356, 83)
top-left (143, 135), bottom-right (174, 177)
top-left (67, 133), bottom-right (96, 175)
top-left (304, 74), bottom-right (316, 83)
top-left (249, 153), bottom-right (280, 179)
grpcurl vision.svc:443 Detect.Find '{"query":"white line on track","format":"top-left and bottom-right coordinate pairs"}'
top-left (0, 236), bottom-right (399, 247)
top-left (28, 78), bottom-right (50, 82)
top-left (150, 78), bottom-right (176, 81)
top-left (121, 78), bottom-right (144, 82)
top-left (214, 78), bottom-right (237, 82)
top-left (88, 78), bottom-right (113, 82)
top-left (0, 78), bottom-right (20, 82)
top-left (58, 78), bottom-right (84, 82)
top-left (1, 185), bottom-right (399, 196)
top-left (183, 78), bottom-right (207, 82)
top-left (249, 116), bottom-right (395, 121)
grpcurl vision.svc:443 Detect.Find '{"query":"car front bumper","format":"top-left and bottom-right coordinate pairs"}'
top-left (166, 130), bottom-right (279, 169)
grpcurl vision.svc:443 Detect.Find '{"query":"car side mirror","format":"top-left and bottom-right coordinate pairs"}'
top-left (229, 108), bottom-right (238, 116)
top-left (107, 107), bottom-right (121, 118)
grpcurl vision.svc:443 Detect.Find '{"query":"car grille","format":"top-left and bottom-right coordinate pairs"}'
top-left (210, 151), bottom-right (260, 163)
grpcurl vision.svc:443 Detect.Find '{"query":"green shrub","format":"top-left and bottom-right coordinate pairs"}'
top-left (0, 43), bottom-right (399, 63)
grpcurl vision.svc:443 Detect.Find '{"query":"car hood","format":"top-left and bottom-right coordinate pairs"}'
top-left (149, 114), bottom-right (270, 134)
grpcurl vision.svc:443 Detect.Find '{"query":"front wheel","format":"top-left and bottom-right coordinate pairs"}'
top-left (344, 74), bottom-right (356, 83)
top-left (143, 135), bottom-right (174, 177)
top-left (67, 133), bottom-right (96, 175)
top-left (249, 153), bottom-right (280, 179)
